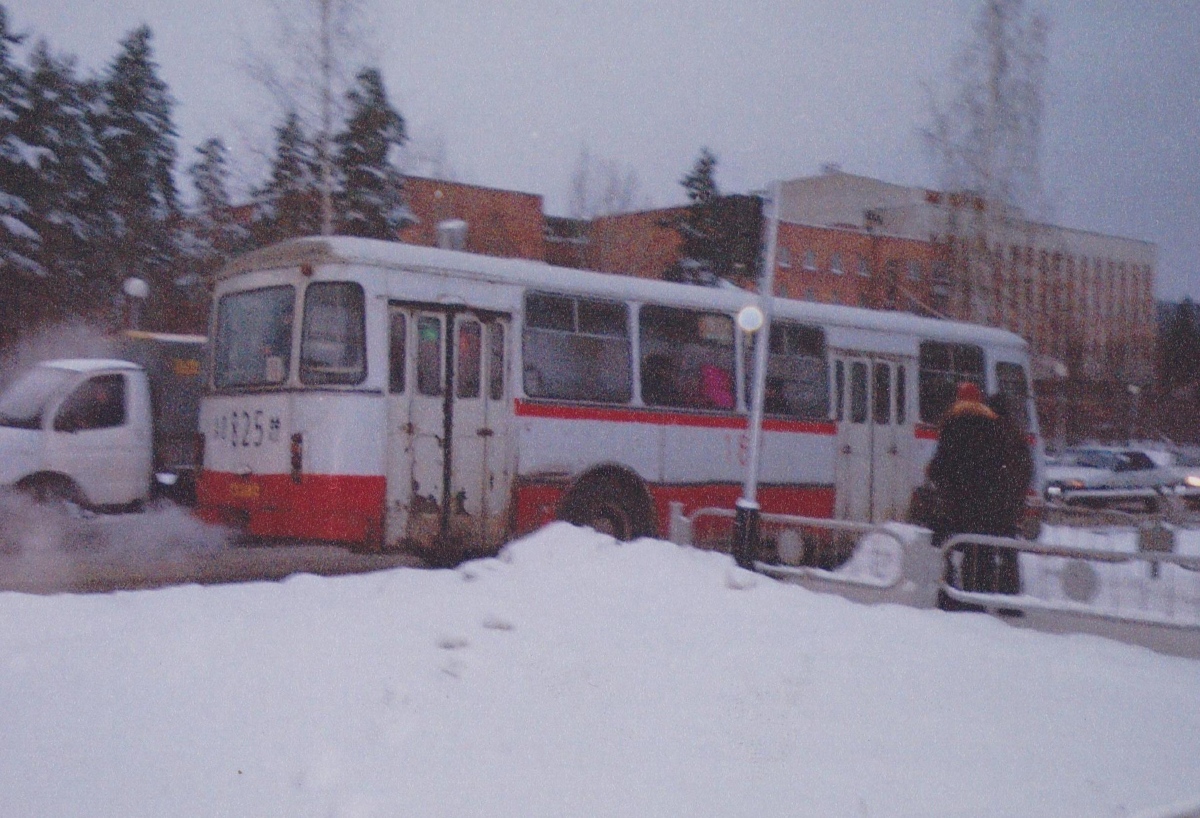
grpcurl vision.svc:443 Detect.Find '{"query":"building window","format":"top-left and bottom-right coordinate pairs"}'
top-left (804, 288), bottom-right (816, 301)
top-left (830, 252), bottom-right (844, 275)
top-left (802, 249), bottom-right (817, 271)
top-left (856, 255), bottom-right (870, 277)
top-left (777, 246), bottom-right (791, 268)
top-left (907, 259), bottom-right (922, 281)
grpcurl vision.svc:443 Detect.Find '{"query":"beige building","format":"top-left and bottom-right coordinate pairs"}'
top-left (775, 171), bottom-right (1156, 387)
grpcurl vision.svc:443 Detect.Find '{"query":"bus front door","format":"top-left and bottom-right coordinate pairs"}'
top-left (832, 354), bottom-right (914, 523)
top-left (386, 305), bottom-right (511, 555)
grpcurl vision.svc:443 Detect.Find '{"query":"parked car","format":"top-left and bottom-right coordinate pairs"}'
top-left (1043, 446), bottom-right (1176, 509)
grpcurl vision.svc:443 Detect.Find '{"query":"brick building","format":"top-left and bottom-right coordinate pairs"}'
top-left (774, 171), bottom-right (1157, 389)
top-left (396, 176), bottom-right (547, 261)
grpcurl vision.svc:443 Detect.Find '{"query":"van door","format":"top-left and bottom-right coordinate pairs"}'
top-left (46, 372), bottom-right (147, 506)
top-left (385, 304), bottom-right (511, 553)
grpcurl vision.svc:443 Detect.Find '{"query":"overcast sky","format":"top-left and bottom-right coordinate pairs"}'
top-left (7, 0), bottom-right (1199, 300)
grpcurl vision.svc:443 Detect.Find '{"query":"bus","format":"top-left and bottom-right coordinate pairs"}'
top-left (195, 236), bottom-right (1042, 561)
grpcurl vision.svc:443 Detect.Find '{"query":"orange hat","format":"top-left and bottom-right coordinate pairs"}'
top-left (955, 382), bottom-right (984, 404)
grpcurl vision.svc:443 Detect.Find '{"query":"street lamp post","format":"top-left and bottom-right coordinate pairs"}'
top-left (122, 277), bottom-right (149, 331)
top-left (731, 181), bottom-right (782, 569)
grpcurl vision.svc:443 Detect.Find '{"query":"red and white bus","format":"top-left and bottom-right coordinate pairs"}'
top-left (196, 236), bottom-right (1041, 560)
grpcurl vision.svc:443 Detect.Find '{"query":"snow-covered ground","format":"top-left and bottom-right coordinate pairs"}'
top-left (2, 520), bottom-right (1199, 817)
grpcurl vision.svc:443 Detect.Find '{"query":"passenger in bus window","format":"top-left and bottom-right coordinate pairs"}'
top-left (699, 363), bottom-right (734, 410)
top-left (642, 354), bottom-right (679, 406)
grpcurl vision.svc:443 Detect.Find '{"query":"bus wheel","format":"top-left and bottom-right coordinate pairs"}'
top-left (558, 471), bottom-right (655, 542)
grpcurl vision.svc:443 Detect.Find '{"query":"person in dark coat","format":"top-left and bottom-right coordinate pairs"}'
top-left (986, 391), bottom-right (1034, 594)
top-left (927, 381), bottom-right (1025, 602)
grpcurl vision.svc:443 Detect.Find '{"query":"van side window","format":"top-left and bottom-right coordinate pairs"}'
top-left (918, 341), bottom-right (984, 422)
top-left (523, 292), bottom-right (631, 403)
top-left (54, 374), bottom-right (126, 432)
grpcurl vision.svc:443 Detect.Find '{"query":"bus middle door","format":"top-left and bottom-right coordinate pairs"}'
top-left (832, 354), bottom-right (912, 523)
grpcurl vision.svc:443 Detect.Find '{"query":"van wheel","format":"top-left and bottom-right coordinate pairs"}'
top-left (558, 472), bottom-right (655, 542)
top-left (20, 476), bottom-right (85, 514)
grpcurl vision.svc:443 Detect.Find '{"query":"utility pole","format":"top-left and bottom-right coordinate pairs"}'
top-left (731, 181), bottom-right (781, 569)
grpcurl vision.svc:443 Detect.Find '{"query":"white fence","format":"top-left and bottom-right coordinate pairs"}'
top-left (667, 502), bottom-right (1200, 660)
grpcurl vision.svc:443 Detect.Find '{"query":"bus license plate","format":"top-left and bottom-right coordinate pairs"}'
top-left (229, 480), bottom-right (261, 501)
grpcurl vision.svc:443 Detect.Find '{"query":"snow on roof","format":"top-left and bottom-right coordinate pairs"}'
top-left (40, 358), bottom-right (144, 373)
top-left (219, 236), bottom-right (1028, 351)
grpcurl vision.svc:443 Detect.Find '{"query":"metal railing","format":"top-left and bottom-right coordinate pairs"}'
top-left (941, 532), bottom-right (1200, 628)
top-left (668, 502), bottom-right (941, 609)
top-left (668, 501), bottom-right (1200, 658)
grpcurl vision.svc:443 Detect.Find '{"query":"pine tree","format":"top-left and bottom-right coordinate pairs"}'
top-left (186, 137), bottom-right (249, 259)
top-left (253, 110), bottom-right (320, 244)
top-left (667, 148), bottom-right (762, 284)
top-left (22, 41), bottom-right (111, 318)
top-left (176, 135), bottom-right (250, 312)
top-left (0, 9), bottom-right (38, 274)
top-left (334, 67), bottom-right (409, 239)
top-left (98, 25), bottom-right (181, 326)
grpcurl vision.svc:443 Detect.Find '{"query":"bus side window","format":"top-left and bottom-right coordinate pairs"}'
top-left (896, 364), bottom-right (907, 425)
top-left (488, 323), bottom-right (505, 401)
top-left (388, 312), bottom-right (406, 394)
top-left (522, 292), bottom-right (631, 403)
top-left (639, 305), bottom-right (734, 410)
top-left (456, 320), bottom-right (482, 399)
top-left (765, 322), bottom-right (828, 418)
top-left (873, 362), bottom-right (891, 425)
top-left (918, 340), bottom-right (984, 422)
top-left (995, 361), bottom-right (1031, 430)
top-left (834, 359), bottom-right (845, 421)
top-left (850, 361), bottom-right (868, 424)
top-left (417, 316), bottom-right (443, 397)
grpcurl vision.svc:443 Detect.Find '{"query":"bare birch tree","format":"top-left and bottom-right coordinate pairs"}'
top-left (923, 0), bottom-right (1050, 323)
top-left (568, 144), bottom-right (645, 219)
top-left (244, 0), bottom-right (373, 235)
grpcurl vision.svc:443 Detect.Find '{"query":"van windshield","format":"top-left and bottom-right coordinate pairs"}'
top-left (213, 285), bottom-right (295, 389)
top-left (0, 366), bottom-right (75, 429)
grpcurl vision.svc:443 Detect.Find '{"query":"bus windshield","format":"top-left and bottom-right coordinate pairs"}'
top-left (213, 285), bottom-right (295, 389)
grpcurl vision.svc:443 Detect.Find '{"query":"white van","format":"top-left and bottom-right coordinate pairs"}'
top-left (0, 359), bottom-right (154, 509)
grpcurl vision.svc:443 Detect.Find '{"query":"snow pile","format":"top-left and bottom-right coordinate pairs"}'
top-left (1, 521), bottom-right (1198, 817)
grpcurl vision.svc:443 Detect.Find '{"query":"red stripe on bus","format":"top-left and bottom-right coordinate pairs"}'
top-left (513, 399), bottom-right (837, 436)
top-left (196, 471), bottom-right (386, 546)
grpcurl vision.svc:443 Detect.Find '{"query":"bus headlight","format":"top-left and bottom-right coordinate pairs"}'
top-left (1186, 474), bottom-right (1200, 488)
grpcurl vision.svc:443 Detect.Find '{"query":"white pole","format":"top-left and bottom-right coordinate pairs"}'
top-left (733, 181), bottom-right (781, 567)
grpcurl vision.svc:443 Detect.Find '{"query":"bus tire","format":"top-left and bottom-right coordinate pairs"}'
top-left (558, 469), bottom-right (655, 542)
